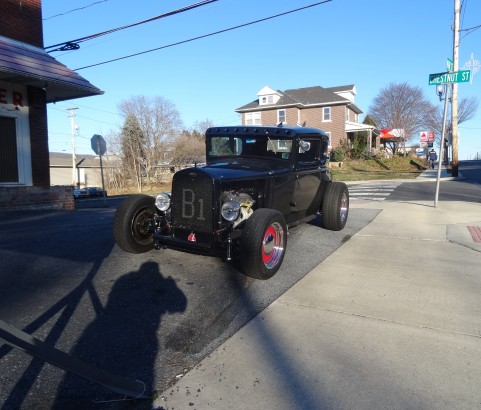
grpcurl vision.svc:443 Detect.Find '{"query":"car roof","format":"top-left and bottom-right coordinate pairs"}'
top-left (206, 125), bottom-right (329, 139)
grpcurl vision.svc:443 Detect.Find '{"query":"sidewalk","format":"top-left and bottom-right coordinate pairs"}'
top-left (155, 169), bottom-right (481, 409)
top-left (414, 162), bottom-right (463, 181)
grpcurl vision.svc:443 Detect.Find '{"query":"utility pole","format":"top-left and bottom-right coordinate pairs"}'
top-left (451, 0), bottom-right (460, 177)
top-left (66, 108), bottom-right (79, 187)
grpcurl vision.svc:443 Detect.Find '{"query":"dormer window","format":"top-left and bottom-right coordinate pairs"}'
top-left (257, 86), bottom-right (281, 106)
top-left (261, 95), bottom-right (274, 105)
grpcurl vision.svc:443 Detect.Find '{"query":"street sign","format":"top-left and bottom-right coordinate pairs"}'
top-left (428, 70), bottom-right (471, 85)
top-left (447, 58), bottom-right (453, 72)
top-left (90, 134), bottom-right (108, 205)
top-left (91, 134), bottom-right (107, 156)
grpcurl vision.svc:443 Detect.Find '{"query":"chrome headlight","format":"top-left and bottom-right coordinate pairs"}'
top-left (221, 200), bottom-right (241, 222)
top-left (155, 192), bottom-right (171, 212)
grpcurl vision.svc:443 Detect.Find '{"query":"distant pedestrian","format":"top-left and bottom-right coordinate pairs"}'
top-left (428, 149), bottom-right (437, 169)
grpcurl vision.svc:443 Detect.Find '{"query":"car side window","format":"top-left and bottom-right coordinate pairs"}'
top-left (210, 137), bottom-right (242, 157)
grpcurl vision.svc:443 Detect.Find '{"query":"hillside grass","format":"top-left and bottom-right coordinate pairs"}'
top-left (330, 156), bottom-right (428, 182)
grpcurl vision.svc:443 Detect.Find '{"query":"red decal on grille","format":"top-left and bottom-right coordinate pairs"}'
top-left (467, 226), bottom-right (481, 243)
top-left (188, 232), bottom-right (197, 242)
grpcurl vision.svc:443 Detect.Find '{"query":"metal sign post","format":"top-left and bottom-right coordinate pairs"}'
top-left (434, 85), bottom-right (450, 207)
top-left (91, 134), bottom-right (108, 207)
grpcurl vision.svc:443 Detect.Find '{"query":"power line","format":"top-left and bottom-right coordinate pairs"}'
top-left (45, 0), bottom-right (219, 52)
top-left (43, 0), bottom-right (108, 21)
top-left (74, 0), bottom-right (333, 70)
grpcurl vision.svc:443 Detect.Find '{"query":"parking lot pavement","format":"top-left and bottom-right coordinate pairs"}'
top-left (0, 204), bottom-right (379, 408)
top-left (156, 199), bottom-right (481, 410)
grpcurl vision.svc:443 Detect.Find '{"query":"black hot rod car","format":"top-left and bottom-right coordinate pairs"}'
top-left (113, 125), bottom-right (349, 279)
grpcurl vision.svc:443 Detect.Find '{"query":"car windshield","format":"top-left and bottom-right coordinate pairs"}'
top-left (208, 135), bottom-right (293, 160)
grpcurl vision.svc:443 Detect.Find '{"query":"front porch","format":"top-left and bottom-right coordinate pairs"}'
top-left (344, 121), bottom-right (380, 152)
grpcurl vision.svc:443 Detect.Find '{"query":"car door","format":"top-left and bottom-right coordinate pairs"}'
top-left (289, 138), bottom-right (322, 221)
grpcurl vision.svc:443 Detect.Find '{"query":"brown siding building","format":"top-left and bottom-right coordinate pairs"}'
top-left (236, 85), bottom-right (378, 154)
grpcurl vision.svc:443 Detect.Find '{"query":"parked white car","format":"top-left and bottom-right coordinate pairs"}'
top-left (73, 188), bottom-right (89, 198)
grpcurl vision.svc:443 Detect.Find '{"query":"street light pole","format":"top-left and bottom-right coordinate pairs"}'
top-left (66, 107), bottom-right (78, 187)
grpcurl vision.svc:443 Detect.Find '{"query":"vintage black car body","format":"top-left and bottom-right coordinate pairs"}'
top-left (113, 125), bottom-right (349, 279)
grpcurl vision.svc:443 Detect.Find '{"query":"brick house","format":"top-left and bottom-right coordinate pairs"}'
top-left (236, 85), bottom-right (379, 154)
top-left (0, 0), bottom-right (102, 209)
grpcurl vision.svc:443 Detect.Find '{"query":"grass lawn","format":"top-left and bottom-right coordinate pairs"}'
top-left (330, 156), bottom-right (428, 182)
top-left (107, 157), bottom-right (429, 195)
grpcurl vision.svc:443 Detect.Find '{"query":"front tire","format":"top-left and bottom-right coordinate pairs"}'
top-left (113, 195), bottom-right (157, 253)
top-left (239, 209), bottom-right (287, 280)
top-left (322, 182), bottom-right (349, 231)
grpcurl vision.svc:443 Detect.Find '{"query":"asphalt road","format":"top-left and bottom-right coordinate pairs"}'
top-left (0, 204), bottom-right (378, 409)
top-left (388, 160), bottom-right (481, 203)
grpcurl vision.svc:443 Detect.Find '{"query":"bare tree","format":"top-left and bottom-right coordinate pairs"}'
top-left (118, 95), bottom-right (183, 179)
top-left (172, 130), bottom-right (206, 166)
top-left (424, 95), bottom-right (479, 163)
top-left (369, 83), bottom-right (437, 155)
top-left (426, 96), bottom-right (479, 142)
top-left (192, 119), bottom-right (214, 135)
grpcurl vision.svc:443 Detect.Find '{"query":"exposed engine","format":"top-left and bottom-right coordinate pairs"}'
top-left (222, 190), bottom-right (255, 228)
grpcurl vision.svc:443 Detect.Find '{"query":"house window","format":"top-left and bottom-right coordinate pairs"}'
top-left (245, 112), bottom-right (261, 125)
top-left (260, 95), bottom-right (274, 105)
top-left (278, 109), bottom-right (286, 124)
top-left (346, 108), bottom-right (349, 121)
top-left (323, 107), bottom-right (331, 122)
top-left (0, 116), bottom-right (19, 182)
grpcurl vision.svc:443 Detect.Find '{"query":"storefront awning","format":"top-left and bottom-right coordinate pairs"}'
top-left (0, 37), bottom-right (103, 103)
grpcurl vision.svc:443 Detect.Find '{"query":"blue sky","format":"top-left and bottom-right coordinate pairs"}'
top-left (43, 0), bottom-right (481, 159)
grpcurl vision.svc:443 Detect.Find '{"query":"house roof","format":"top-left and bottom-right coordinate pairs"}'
top-left (49, 152), bottom-right (101, 167)
top-left (325, 84), bottom-right (356, 93)
top-left (236, 85), bottom-right (357, 112)
top-left (0, 37), bottom-right (103, 103)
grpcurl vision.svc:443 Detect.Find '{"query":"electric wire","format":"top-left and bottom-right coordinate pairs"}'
top-left (45, 0), bottom-right (218, 52)
top-left (43, 0), bottom-right (108, 21)
top-left (74, 0), bottom-right (333, 71)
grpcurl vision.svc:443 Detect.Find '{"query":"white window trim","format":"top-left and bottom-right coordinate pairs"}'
top-left (277, 109), bottom-right (286, 124)
top-left (0, 82), bottom-right (32, 186)
top-left (326, 132), bottom-right (332, 149)
top-left (322, 106), bottom-right (331, 122)
top-left (245, 112), bottom-right (261, 125)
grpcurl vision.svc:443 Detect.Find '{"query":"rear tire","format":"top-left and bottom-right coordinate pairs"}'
top-left (240, 209), bottom-right (287, 280)
top-left (322, 182), bottom-right (349, 231)
top-left (113, 195), bottom-right (157, 253)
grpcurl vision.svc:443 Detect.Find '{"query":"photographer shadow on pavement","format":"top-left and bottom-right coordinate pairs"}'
top-left (53, 261), bottom-right (187, 408)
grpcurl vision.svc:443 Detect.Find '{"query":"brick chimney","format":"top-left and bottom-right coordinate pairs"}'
top-left (0, 0), bottom-right (44, 48)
